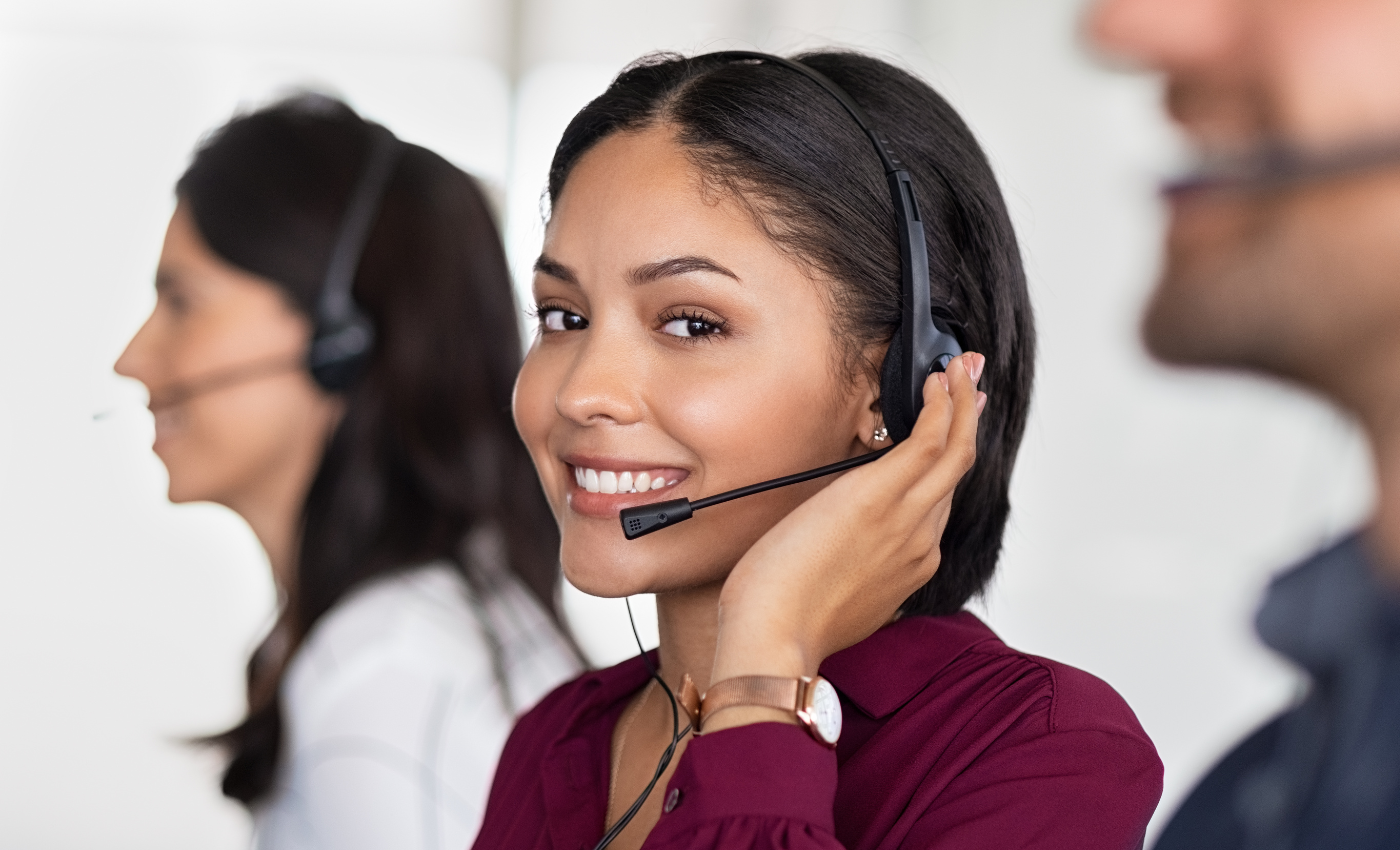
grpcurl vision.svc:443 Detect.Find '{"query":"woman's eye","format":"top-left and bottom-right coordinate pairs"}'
top-left (540, 308), bottom-right (587, 332)
top-left (661, 314), bottom-right (724, 338)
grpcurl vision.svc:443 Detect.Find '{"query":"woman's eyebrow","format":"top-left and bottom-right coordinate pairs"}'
top-left (629, 256), bottom-right (740, 286)
top-left (533, 254), bottom-right (579, 285)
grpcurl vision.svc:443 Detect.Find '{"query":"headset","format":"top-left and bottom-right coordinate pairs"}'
top-left (618, 51), bottom-right (963, 542)
top-left (1164, 136), bottom-right (1400, 198)
top-left (597, 51), bottom-right (963, 850)
top-left (306, 123), bottom-right (403, 392)
top-left (150, 123), bottom-right (402, 410)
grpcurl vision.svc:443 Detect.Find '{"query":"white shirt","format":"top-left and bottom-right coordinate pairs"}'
top-left (252, 556), bottom-right (581, 850)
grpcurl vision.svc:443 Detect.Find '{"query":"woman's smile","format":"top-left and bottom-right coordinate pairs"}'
top-left (562, 454), bottom-right (691, 517)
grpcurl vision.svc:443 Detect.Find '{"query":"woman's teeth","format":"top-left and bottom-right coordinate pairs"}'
top-left (573, 467), bottom-right (676, 494)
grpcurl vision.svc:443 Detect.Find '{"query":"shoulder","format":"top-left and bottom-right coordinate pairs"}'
top-left (289, 563), bottom-right (493, 693)
top-left (834, 612), bottom-right (1155, 746)
top-left (940, 618), bottom-right (1163, 835)
top-left (1017, 651), bottom-right (1154, 742)
top-left (830, 615), bottom-right (1162, 847)
top-left (829, 613), bottom-right (1162, 809)
top-left (939, 619), bottom-right (1159, 773)
top-left (281, 563), bottom-right (530, 751)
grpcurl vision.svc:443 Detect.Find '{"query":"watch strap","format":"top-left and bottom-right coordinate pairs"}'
top-left (699, 675), bottom-right (802, 732)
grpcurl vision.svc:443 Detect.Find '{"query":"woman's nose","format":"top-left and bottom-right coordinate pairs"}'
top-left (553, 331), bottom-right (647, 429)
top-left (114, 315), bottom-right (158, 385)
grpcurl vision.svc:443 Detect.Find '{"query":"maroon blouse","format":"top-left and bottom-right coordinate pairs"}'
top-left (473, 612), bottom-right (1162, 850)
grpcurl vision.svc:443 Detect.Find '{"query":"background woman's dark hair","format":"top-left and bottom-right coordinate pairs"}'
top-left (548, 51), bottom-right (1035, 616)
top-left (178, 94), bottom-right (570, 804)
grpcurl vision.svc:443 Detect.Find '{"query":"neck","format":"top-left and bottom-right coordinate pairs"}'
top-left (1363, 439), bottom-right (1400, 584)
top-left (654, 580), bottom-right (726, 695)
top-left (1344, 369), bottom-right (1400, 582)
top-left (219, 402), bottom-right (342, 592)
top-left (221, 452), bottom-right (322, 591)
top-left (237, 494), bottom-right (301, 589)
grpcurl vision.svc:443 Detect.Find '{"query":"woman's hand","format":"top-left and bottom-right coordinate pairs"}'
top-left (705, 353), bottom-right (985, 727)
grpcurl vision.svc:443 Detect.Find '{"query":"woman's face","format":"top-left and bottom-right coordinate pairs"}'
top-left (116, 202), bottom-right (342, 511)
top-left (514, 126), bottom-right (883, 598)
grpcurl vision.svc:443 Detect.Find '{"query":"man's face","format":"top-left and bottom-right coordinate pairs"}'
top-left (1089, 0), bottom-right (1400, 398)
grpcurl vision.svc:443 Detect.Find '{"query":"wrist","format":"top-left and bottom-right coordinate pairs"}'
top-left (711, 625), bottom-right (812, 683)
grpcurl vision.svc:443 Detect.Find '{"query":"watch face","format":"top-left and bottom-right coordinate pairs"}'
top-left (807, 678), bottom-right (842, 745)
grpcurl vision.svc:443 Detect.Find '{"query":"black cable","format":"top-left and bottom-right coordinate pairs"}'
top-left (593, 599), bottom-right (693, 850)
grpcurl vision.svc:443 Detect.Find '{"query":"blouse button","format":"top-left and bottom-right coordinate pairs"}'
top-left (663, 787), bottom-right (683, 813)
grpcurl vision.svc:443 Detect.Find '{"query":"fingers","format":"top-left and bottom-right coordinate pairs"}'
top-left (902, 353), bottom-right (983, 460)
top-left (901, 353), bottom-right (984, 505)
top-left (942, 352), bottom-right (982, 471)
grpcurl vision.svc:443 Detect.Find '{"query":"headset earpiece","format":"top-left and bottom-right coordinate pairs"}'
top-left (307, 315), bottom-right (375, 392)
top-left (306, 124), bottom-right (404, 393)
top-left (879, 315), bottom-right (963, 444)
top-left (879, 327), bottom-right (910, 444)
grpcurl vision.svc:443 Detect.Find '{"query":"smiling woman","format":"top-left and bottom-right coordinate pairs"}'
top-left (476, 51), bottom-right (1163, 850)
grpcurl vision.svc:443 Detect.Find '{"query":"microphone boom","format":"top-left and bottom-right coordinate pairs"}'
top-left (619, 447), bottom-right (893, 540)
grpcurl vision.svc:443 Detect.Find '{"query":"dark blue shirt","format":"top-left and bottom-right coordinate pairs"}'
top-left (1155, 533), bottom-right (1400, 850)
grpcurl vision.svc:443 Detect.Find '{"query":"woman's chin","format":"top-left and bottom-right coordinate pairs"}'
top-left (561, 554), bottom-right (653, 599)
top-left (561, 540), bottom-right (734, 599)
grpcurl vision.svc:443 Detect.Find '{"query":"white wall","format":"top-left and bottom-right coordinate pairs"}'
top-left (0, 1), bottom-right (1373, 847)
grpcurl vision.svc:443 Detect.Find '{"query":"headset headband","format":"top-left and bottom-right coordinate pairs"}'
top-left (307, 124), bottom-right (404, 392)
top-left (702, 52), bottom-right (963, 442)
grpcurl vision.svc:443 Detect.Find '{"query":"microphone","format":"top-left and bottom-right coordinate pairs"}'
top-left (620, 447), bottom-right (892, 540)
top-left (1164, 137), bottom-right (1400, 197)
top-left (147, 354), bottom-right (305, 411)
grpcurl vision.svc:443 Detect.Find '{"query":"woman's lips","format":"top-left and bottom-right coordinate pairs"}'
top-left (564, 461), bottom-right (690, 518)
top-left (150, 406), bottom-right (185, 453)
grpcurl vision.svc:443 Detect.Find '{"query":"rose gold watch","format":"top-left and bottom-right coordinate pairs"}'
top-left (697, 675), bottom-right (842, 748)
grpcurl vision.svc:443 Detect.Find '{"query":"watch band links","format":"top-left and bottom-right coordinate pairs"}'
top-left (698, 675), bottom-right (806, 733)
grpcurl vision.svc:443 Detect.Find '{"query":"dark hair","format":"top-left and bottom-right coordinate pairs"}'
top-left (178, 94), bottom-right (571, 804)
top-left (548, 52), bottom-right (1035, 615)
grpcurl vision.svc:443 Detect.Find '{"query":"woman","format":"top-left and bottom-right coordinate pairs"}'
top-left (475, 51), bottom-right (1162, 850)
top-left (115, 95), bottom-right (581, 849)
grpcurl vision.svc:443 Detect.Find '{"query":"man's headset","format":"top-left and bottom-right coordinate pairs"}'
top-left (618, 52), bottom-right (964, 541)
top-left (1165, 136), bottom-right (1400, 197)
top-left (151, 125), bottom-right (402, 410)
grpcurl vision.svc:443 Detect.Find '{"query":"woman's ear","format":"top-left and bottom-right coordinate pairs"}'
top-left (855, 342), bottom-right (888, 451)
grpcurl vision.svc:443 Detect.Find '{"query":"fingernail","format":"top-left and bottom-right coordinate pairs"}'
top-left (936, 372), bottom-right (949, 391)
top-left (969, 354), bottom-right (985, 385)
top-left (975, 392), bottom-right (987, 415)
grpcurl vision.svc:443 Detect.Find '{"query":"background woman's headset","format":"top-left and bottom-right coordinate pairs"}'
top-left (150, 122), bottom-right (401, 409)
top-left (305, 123), bottom-right (403, 392)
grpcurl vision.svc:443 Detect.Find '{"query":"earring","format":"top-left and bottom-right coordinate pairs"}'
top-left (873, 427), bottom-right (888, 442)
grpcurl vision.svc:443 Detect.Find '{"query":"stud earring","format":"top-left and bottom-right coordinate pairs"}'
top-left (873, 427), bottom-right (888, 442)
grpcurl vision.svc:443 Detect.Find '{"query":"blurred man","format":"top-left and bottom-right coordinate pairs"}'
top-left (1088, 0), bottom-right (1400, 847)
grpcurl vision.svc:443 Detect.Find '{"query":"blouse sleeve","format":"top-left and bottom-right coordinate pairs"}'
top-left (896, 727), bottom-right (1161, 849)
top-left (642, 724), bottom-right (845, 850)
top-left (640, 712), bottom-right (1159, 850)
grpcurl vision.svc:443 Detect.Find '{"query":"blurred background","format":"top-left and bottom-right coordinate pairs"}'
top-left (0, 0), bottom-right (1375, 846)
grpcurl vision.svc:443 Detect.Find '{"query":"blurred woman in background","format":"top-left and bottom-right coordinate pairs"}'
top-left (115, 94), bottom-right (581, 849)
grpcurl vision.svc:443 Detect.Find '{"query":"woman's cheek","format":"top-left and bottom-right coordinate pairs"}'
top-left (512, 353), bottom-right (562, 498)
